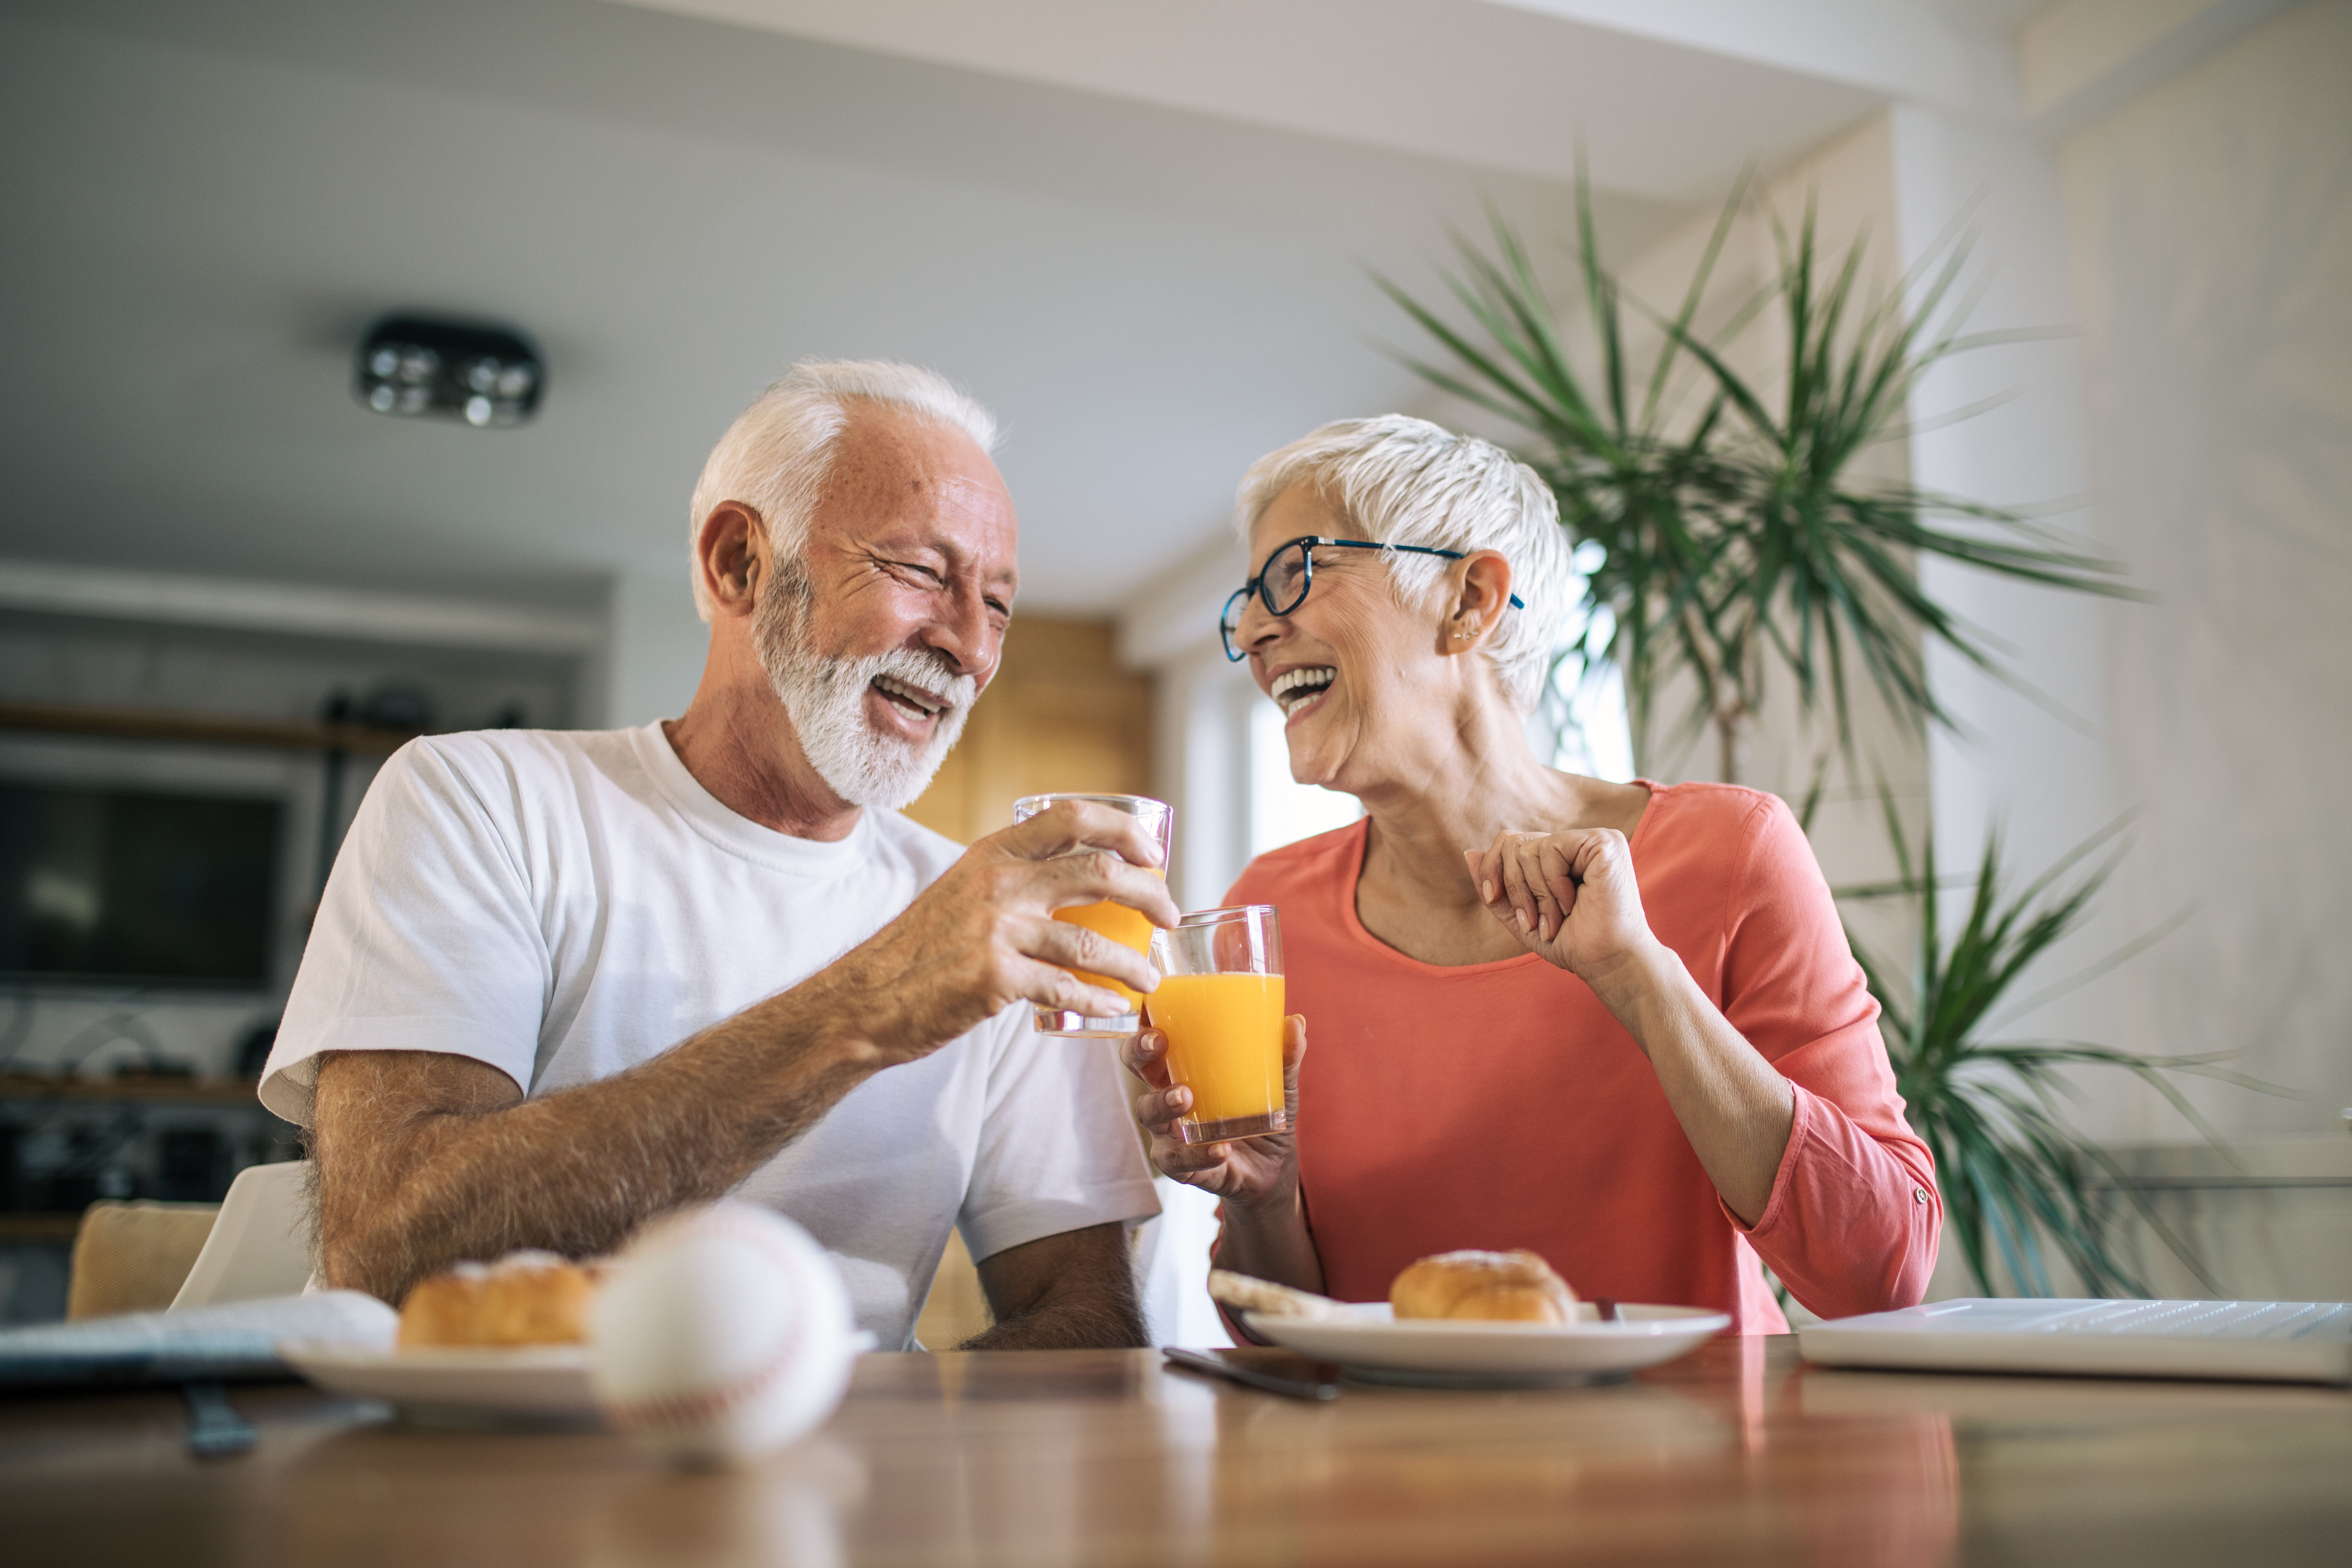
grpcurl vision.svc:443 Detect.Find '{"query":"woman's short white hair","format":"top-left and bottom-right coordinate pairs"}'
top-left (686, 359), bottom-right (999, 621)
top-left (1234, 415), bottom-right (1572, 714)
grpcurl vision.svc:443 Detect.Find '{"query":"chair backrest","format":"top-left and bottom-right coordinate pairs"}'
top-left (66, 1201), bottom-right (223, 1320)
top-left (169, 1159), bottom-right (315, 1311)
top-left (912, 1226), bottom-right (991, 1351)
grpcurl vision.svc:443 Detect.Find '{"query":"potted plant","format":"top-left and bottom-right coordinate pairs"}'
top-left (1377, 173), bottom-right (2133, 780)
top-left (1835, 799), bottom-right (2292, 1295)
top-left (1380, 171), bottom-right (2295, 1298)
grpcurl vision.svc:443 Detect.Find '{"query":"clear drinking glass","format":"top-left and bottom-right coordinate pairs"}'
top-left (1013, 793), bottom-right (1174, 1038)
top-left (1146, 905), bottom-right (1286, 1144)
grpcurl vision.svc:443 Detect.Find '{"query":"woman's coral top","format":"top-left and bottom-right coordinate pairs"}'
top-left (1223, 781), bottom-right (1940, 1334)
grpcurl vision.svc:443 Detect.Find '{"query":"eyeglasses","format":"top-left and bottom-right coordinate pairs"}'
top-left (1219, 536), bottom-right (1525, 662)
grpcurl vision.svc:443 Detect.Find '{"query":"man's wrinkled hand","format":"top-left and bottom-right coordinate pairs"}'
top-left (807, 798), bottom-right (1182, 1066)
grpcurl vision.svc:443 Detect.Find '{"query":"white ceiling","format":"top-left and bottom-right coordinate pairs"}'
top-left (616, 0), bottom-right (1932, 200)
top-left (0, 0), bottom-right (2060, 621)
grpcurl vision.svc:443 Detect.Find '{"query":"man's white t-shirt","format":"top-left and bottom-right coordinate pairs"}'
top-left (262, 722), bottom-right (1158, 1349)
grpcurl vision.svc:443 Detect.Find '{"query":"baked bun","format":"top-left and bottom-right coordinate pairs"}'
top-left (1390, 1250), bottom-right (1576, 1324)
top-left (398, 1250), bottom-right (598, 1348)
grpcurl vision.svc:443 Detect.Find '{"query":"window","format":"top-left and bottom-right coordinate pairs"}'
top-left (1247, 699), bottom-right (1362, 858)
top-left (1546, 558), bottom-right (1635, 783)
top-left (1546, 647), bottom-right (1636, 783)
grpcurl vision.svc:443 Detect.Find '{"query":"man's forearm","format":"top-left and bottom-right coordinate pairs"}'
top-left (959, 1286), bottom-right (1147, 1350)
top-left (957, 1223), bottom-right (1147, 1350)
top-left (314, 984), bottom-right (882, 1302)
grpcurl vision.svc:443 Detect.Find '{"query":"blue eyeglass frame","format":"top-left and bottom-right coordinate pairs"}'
top-left (1219, 536), bottom-right (1525, 662)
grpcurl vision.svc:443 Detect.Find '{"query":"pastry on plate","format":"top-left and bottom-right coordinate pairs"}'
top-left (1389, 1250), bottom-right (1576, 1325)
top-left (397, 1250), bottom-right (599, 1349)
top-left (1206, 1268), bottom-right (1344, 1321)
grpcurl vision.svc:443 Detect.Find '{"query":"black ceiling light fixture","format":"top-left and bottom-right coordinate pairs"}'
top-left (354, 314), bottom-right (544, 428)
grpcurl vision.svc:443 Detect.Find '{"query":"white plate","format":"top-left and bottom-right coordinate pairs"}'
top-left (279, 1339), bottom-right (601, 1424)
top-left (1244, 1302), bottom-right (1732, 1385)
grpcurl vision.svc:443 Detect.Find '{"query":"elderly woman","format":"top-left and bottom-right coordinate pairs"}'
top-left (1128, 416), bottom-right (1939, 1332)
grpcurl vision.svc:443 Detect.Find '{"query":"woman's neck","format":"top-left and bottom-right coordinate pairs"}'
top-left (1358, 736), bottom-right (1573, 895)
top-left (1342, 698), bottom-right (1590, 965)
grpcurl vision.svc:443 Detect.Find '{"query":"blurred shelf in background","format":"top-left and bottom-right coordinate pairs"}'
top-left (0, 1073), bottom-right (267, 1106)
top-left (0, 1214), bottom-right (83, 1242)
top-left (0, 699), bottom-right (421, 755)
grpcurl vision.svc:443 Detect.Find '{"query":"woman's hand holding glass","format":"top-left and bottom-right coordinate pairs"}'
top-left (1123, 1016), bottom-right (1308, 1208)
top-left (1465, 827), bottom-right (1672, 1005)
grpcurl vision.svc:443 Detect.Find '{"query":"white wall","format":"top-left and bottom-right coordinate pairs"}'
top-left (2062, 0), bottom-right (2352, 1136)
top-left (1882, 3), bottom-right (2352, 1298)
top-left (1885, 102), bottom-right (2131, 1140)
top-left (602, 569), bottom-right (708, 729)
top-left (1895, 0), bottom-right (2352, 1144)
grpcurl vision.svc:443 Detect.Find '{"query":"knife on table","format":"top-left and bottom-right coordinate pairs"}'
top-left (1163, 1347), bottom-right (1343, 1401)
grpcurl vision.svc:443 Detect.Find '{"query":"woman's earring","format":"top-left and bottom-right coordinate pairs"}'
top-left (1452, 624), bottom-right (1478, 640)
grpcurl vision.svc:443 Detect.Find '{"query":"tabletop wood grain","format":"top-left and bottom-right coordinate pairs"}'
top-left (3, 1338), bottom-right (2347, 1567)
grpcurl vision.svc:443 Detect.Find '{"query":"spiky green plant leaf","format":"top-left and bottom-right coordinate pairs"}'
top-left (1844, 802), bottom-right (2301, 1297)
top-left (1377, 169), bottom-right (2141, 772)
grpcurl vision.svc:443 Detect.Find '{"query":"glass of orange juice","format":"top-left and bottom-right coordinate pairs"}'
top-left (1012, 793), bottom-right (1174, 1038)
top-left (1146, 905), bottom-right (1285, 1144)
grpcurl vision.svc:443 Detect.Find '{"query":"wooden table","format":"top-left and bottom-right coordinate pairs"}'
top-left (4, 1339), bottom-right (2348, 1566)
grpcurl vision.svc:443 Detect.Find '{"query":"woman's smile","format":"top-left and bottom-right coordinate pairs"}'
top-left (1270, 664), bottom-right (1337, 723)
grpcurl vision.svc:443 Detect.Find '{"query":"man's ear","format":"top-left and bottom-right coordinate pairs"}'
top-left (695, 502), bottom-right (766, 620)
top-left (1443, 550), bottom-right (1515, 652)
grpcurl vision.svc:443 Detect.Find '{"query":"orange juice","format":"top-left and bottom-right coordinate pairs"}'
top-left (1146, 972), bottom-right (1286, 1134)
top-left (1054, 872), bottom-right (1163, 1008)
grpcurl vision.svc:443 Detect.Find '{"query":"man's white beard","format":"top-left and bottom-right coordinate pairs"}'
top-left (751, 568), bottom-right (977, 810)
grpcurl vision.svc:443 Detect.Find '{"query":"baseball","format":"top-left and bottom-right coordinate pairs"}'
top-left (589, 1200), bottom-right (858, 1464)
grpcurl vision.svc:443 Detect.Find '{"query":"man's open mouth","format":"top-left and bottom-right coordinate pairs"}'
top-left (873, 673), bottom-right (948, 721)
top-left (1272, 665), bottom-right (1335, 718)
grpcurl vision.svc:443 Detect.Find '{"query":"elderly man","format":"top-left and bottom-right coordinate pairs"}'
top-left (260, 360), bottom-right (1174, 1350)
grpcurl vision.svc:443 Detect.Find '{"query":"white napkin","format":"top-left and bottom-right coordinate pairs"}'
top-left (0, 1290), bottom-right (396, 1386)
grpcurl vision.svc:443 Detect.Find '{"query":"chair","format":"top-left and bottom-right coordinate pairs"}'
top-left (169, 1159), bottom-right (315, 1311)
top-left (913, 1228), bottom-right (993, 1349)
top-left (65, 1201), bottom-right (223, 1320)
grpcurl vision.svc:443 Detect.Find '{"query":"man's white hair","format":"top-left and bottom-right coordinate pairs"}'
top-left (686, 358), bottom-right (999, 620)
top-left (1234, 415), bottom-right (1572, 714)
